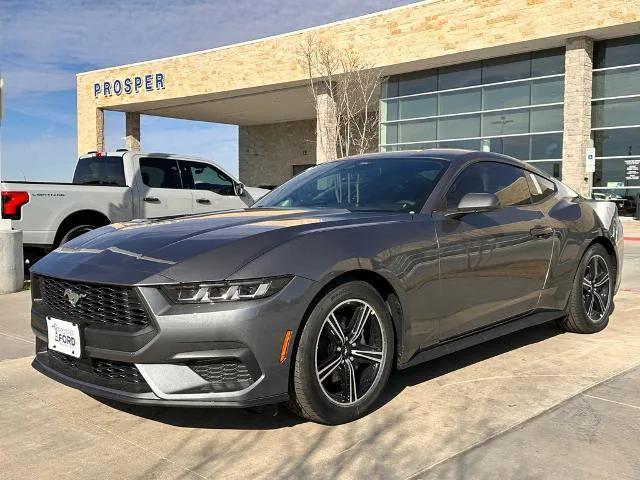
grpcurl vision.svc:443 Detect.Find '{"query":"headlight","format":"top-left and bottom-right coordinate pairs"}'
top-left (162, 276), bottom-right (293, 304)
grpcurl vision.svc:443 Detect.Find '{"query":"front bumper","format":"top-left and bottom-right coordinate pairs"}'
top-left (31, 275), bottom-right (317, 407)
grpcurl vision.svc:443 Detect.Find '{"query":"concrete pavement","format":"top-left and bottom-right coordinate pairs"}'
top-left (1, 248), bottom-right (639, 479)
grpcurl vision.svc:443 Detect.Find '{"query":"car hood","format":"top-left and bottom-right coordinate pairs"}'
top-left (32, 208), bottom-right (404, 285)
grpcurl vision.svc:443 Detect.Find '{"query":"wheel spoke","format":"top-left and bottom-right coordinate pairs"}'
top-left (594, 274), bottom-right (609, 288)
top-left (318, 355), bottom-right (342, 383)
top-left (326, 313), bottom-right (346, 344)
top-left (351, 348), bottom-right (383, 364)
top-left (593, 290), bottom-right (607, 314)
top-left (582, 278), bottom-right (592, 290)
top-left (348, 305), bottom-right (372, 343)
top-left (593, 258), bottom-right (598, 280)
top-left (342, 361), bottom-right (358, 403)
top-left (587, 293), bottom-right (595, 317)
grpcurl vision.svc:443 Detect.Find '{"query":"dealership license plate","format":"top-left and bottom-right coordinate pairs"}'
top-left (46, 317), bottom-right (81, 359)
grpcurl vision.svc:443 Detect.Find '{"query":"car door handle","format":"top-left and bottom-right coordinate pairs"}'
top-left (530, 226), bottom-right (554, 239)
top-left (196, 198), bottom-right (211, 205)
top-left (143, 197), bottom-right (160, 203)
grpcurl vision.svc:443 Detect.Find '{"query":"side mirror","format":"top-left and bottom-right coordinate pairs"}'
top-left (446, 193), bottom-right (499, 218)
top-left (235, 182), bottom-right (245, 196)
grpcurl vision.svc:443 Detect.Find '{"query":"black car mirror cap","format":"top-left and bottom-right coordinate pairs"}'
top-left (235, 182), bottom-right (245, 196)
top-left (445, 193), bottom-right (500, 218)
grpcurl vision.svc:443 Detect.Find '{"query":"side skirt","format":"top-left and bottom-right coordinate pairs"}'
top-left (398, 309), bottom-right (565, 370)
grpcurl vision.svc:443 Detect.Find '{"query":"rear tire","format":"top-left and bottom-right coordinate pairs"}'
top-left (559, 244), bottom-right (614, 334)
top-left (288, 281), bottom-right (394, 424)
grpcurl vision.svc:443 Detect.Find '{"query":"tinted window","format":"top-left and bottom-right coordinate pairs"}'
top-left (73, 156), bottom-right (126, 186)
top-left (594, 35), bottom-right (640, 69)
top-left (139, 158), bottom-right (182, 189)
top-left (254, 158), bottom-right (449, 213)
top-left (446, 161), bottom-right (531, 209)
top-left (181, 161), bottom-right (235, 196)
top-left (526, 172), bottom-right (556, 202)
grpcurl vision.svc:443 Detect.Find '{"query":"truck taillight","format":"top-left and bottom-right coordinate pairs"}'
top-left (1, 191), bottom-right (30, 220)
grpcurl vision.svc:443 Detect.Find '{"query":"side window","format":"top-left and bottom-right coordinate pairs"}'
top-left (183, 161), bottom-right (236, 196)
top-left (525, 171), bottom-right (556, 203)
top-left (446, 161), bottom-right (532, 209)
top-left (139, 158), bottom-right (182, 189)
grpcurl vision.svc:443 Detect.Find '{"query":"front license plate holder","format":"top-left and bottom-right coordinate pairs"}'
top-left (46, 317), bottom-right (81, 359)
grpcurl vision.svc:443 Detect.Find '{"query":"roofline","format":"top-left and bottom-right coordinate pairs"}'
top-left (77, 0), bottom-right (442, 77)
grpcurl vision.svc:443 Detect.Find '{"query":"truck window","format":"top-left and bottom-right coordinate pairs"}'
top-left (140, 158), bottom-right (183, 189)
top-left (180, 160), bottom-right (236, 196)
top-left (73, 156), bottom-right (126, 186)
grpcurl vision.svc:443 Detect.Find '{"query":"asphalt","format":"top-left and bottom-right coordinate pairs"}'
top-left (1, 230), bottom-right (639, 479)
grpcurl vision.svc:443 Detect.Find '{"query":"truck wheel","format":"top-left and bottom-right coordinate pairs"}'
top-left (58, 224), bottom-right (99, 246)
top-left (288, 281), bottom-right (394, 424)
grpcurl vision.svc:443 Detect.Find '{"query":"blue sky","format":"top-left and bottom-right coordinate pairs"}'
top-left (1, 0), bottom-right (414, 182)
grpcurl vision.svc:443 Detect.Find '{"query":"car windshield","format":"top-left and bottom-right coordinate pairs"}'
top-left (73, 156), bottom-right (126, 186)
top-left (253, 157), bottom-right (449, 213)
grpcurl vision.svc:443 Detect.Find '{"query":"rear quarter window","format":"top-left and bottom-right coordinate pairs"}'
top-left (525, 171), bottom-right (556, 203)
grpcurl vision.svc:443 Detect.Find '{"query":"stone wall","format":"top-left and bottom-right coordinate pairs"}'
top-left (239, 119), bottom-right (317, 187)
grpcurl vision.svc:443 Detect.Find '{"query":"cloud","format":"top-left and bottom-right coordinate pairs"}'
top-left (2, 0), bottom-right (414, 99)
top-left (1, 0), bottom-right (415, 181)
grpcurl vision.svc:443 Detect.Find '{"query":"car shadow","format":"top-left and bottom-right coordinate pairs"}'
top-left (93, 321), bottom-right (564, 430)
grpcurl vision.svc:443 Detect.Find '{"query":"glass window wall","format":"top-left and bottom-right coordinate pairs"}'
top-left (380, 47), bottom-right (565, 177)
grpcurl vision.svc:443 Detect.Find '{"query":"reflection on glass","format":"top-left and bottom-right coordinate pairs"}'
top-left (530, 105), bottom-right (564, 132)
top-left (531, 48), bottom-right (565, 76)
top-left (593, 157), bottom-right (640, 188)
top-left (593, 127), bottom-right (640, 157)
top-left (438, 62), bottom-right (482, 90)
top-left (529, 161), bottom-right (562, 179)
top-left (489, 135), bottom-right (530, 159)
top-left (439, 89), bottom-right (481, 114)
top-left (482, 110), bottom-right (530, 136)
top-left (398, 71), bottom-right (438, 96)
top-left (482, 53), bottom-right (531, 83)
top-left (531, 77), bottom-right (564, 104)
top-left (437, 139), bottom-right (481, 150)
top-left (594, 35), bottom-right (640, 69)
top-left (592, 98), bottom-right (640, 128)
top-left (398, 119), bottom-right (437, 143)
top-left (593, 66), bottom-right (640, 98)
top-left (483, 82), bottom-right (530, 109)
top-left (438, 114), bottom-right (481, 139)
top-left (531, 133), bottom-right (563, 159)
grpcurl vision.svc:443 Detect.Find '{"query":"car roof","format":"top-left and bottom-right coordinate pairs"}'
top-left (343, 149), bottom-right (552, 179)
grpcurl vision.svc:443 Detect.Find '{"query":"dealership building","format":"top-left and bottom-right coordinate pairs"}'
top-left (77, 0), bottom-right (640, 213)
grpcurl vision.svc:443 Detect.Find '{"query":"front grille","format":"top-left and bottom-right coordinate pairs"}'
top-left (47, 349), bottom-right (150, 392)
top-left (38, 276), bottom-right (151, 330)
top-left (189, 359), bottom-right (255, 391)
top-left (92, 358), bottom-right (146, 385)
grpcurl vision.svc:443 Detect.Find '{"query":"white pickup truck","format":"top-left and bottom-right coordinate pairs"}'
top-left (1, 150), bottom-right (269, 261)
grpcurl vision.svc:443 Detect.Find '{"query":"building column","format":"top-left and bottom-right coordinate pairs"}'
top-left (77, 107), bottom-right (104, 155)
top-left (315, 83), bottom-right (338, 163)
top-left (125, 112), bottom-right (141, 150)
top-left (562, 37), bottom-right (594, 196)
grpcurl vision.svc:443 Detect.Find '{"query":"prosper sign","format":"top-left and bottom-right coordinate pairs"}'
top-left (94, 72), bottom-right (165, 98)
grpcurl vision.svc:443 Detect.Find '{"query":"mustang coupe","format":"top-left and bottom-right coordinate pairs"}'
top-left (30, 150), bottom-right (623, 424)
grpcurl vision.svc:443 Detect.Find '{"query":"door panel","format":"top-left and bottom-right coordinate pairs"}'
top-left (435, 161), bottom-right (553, 340)
top-left (435, 208), bottom-right (553, 339)
top-left (138, 158), bottom-right (193, 218)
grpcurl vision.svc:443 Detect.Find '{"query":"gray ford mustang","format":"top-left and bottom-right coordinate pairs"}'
top-left (31, 150), bottom-right (623, 424)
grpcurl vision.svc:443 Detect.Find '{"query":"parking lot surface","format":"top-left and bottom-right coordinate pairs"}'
top-left (1, 234), bottom-right (640, 479)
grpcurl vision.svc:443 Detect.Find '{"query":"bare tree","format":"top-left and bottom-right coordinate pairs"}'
top-left (297, 35), bottom-right (384, 160)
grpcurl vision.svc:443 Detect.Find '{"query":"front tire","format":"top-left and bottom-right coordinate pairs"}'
top-left (288, 281), bottom-right (394, 424)
top-left (559, 244), bottom-right (614, 334)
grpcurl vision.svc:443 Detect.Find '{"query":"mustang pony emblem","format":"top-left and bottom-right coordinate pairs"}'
top-left (63, 288), bottom-right (86, 308)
